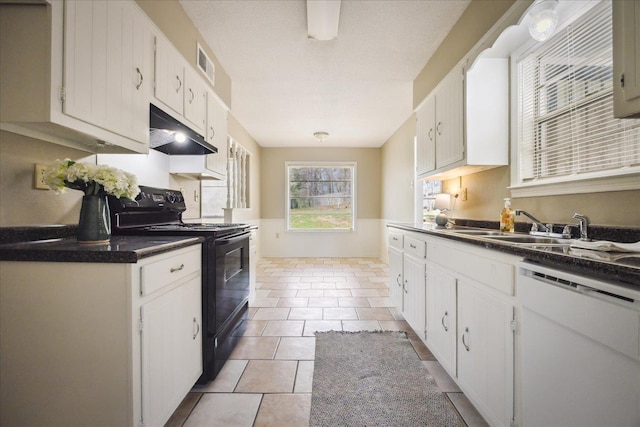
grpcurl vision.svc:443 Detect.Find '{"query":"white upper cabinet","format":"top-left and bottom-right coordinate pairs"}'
top-left (183, 66), bottom-right (207, 134)
top-left (613, 0), bottom-right (640, 118)
top-left (415, 58), bottom-right (508, 181)
top-left (154, 35), bottom-right (186, 116)
top-left (0, 0), bottom-right (151, 153)
top-left (63, 0), bottom-right (153, 145)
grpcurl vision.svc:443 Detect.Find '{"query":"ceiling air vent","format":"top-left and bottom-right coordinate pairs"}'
top-left (197, 43), bottom-right (215, 86)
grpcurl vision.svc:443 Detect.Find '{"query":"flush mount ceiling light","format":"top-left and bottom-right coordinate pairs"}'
top-left (306, 0), bottom-right (341, 41)
top-left (313, 131), bottom-right (329, 143)
top-left (528, 0), bottom-right (559, 42)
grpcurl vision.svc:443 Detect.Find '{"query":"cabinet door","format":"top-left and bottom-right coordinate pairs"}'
top-left (388, 246), bottom-right (404, 311)
top-left (457, 279), bottom-right (514, 427)
top-left (183, 66), bottom-right (207, 134)
top-left (141, 277), bottom-right (202, 427)
top-left (63, 1), bottom-right (148, 145)
top-left (425, 264), bottom-right (457, 377)
top-left (205, 93), bottom-right (228, 178)
top-left (154, 36), bottom-right (185, 115)
top-left (613, 0), bottom-right (640, 117)
top-left (435, 69), bottom-right (464, 169)
top-left (403, 254), bottom-right (426, 340)
top-left (416, 95), bottom-right (436, 176)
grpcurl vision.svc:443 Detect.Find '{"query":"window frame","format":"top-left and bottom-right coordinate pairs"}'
top-left (509, 0), bottom-right (640, 197)
top-left (285, 161), bottom-right (357, 232)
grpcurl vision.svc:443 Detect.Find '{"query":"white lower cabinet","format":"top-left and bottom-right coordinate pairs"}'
top-left (457, 278), bottom-right (514, 427)
top-left (0, 244), bottom-right (202, 427)
top-left (403, 253), bottom-right (426, 339)
top-left (388, 246), bottom-right (404, 311)
top-left (425, 263), bottom-right (457, 377)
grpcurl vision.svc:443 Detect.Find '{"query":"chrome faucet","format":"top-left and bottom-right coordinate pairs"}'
top-left (573, 213), bottom-right (590, 241)
top-left (514, 210), bottom-right (551, 233)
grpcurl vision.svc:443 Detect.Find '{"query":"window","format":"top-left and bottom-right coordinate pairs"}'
top-left (286, 162), bottom-right (355, 231)
top-left (514, 1), bottom-right (640, 195)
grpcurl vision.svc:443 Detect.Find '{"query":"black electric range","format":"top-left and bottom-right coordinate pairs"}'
top-left (108, 186), bottom-right (250, 383)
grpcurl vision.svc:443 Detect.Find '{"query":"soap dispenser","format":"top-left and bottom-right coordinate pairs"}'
top-left (500, 198), bottom-right (515, 232)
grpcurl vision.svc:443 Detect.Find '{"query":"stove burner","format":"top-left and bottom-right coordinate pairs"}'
top-left (146, 223), bottom-right (248, 232)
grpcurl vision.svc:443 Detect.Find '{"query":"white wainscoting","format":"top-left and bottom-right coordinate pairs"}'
top-left (260, 219), bottom-right (383, 258)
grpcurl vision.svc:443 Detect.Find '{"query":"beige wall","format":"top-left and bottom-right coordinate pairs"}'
top-left (443, 168), bottom-right (640, 227)
top-left (0, 131), bottom-right (93, 226)
top-left (135, 0), bottom-right (232, 107)
top-left (381, 115), bottom-right (416, 222)
top-left (413, 0), bottom-right (520, 108)
top-left (260, 147), bottom-right (381, 220)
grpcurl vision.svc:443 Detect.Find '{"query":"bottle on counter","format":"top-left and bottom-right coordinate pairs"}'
top-left (500, 198), bottom-right (515, 232)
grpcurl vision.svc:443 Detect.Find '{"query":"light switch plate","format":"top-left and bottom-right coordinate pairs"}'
top-left (34, 164), bottom-right (49, 190)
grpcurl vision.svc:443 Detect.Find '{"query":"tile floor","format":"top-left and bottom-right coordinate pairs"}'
top-left (166, 258), bottom-right (488, 427)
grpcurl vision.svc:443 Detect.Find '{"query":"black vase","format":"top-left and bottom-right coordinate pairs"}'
top-left (77, 194), bottom-right (111, 244)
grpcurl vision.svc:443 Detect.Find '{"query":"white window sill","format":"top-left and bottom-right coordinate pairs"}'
top-left (509, 172), bottom-right (640, 198)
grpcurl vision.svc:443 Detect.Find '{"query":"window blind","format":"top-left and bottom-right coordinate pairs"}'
top-left (517, 1), bottom-right (640, 184)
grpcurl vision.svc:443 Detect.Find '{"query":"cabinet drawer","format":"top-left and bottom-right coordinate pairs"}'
top-left (404, 236), bottom-right (426, 259)
top-left (429, 241), bottom-right (514, 295)
top-left (140, 250), bottom-right (200, 296)
top-left (389, 232), bottom-right (403, 249)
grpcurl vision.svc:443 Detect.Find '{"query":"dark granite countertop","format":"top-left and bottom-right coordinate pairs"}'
top-left (387, 221), bottom-right (640, 288)
top-left (0, 235), bottom-right (204, 263)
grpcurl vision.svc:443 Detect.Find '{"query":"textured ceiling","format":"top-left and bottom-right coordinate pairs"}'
top-left (179, 0), bottom-right (470, 148)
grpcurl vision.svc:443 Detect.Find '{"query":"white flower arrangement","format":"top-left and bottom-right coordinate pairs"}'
top-left (43, 159), bottom-right (140, 199)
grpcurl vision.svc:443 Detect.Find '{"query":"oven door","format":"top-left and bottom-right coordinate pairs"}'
top-left (214, 231), bottom-right (250, 333)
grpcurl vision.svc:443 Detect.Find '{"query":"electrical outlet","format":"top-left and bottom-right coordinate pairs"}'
top-left (462, 187), bottom-right (468, 201)
top-left (34, 164), bottom-right (49, 190)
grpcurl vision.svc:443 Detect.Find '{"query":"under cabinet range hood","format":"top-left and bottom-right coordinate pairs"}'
top-left (149, 104), bottom-right (217, 155)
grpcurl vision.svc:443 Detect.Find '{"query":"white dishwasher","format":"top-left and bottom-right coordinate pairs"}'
top-left (518, 262), bottom-right (640, 427)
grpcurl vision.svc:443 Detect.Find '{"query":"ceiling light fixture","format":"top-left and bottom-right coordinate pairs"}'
top-left (528, 0), bottom-right (559, 42)
top-left (306, 0), bottom-right (341, 41)
top-left (313, 131), bottom-right (329, 143)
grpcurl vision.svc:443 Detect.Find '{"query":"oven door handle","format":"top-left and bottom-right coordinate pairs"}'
top-left (215, 232), bottom-right (250, 245)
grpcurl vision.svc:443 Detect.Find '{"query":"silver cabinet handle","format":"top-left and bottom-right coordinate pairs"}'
top-left (176, 75), bottom-right (182, 93)
top-left (441, 311), bottom-right (448, 332)
top-left (410, 243), bottom-right (416, 249)
top-left (428, 128), bottom-right (434, 141)
top-left (396, 274), bottom-right (402, 287)
top-left (404, 279), bottom-right (408, 294)
top-left (135, 67), bottom-right (143, 90)
top-left (462, 327), bottom-right (470, 351)
top-left (170, 263), bottom-right (185, 273)
top-left (392, 236), bottom-right (398, 241)
top-left (436, 121), bottom-right (442, 135)
top-left (189, 88), bottom-right (194, 103)
top-left (193, 317), bottom-right (200, 340)
top-left (209, 127), bottom-right (215, 140)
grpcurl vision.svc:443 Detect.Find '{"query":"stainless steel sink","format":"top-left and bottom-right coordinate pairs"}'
top-left (485, 235), bottom-right (572, 245)
top-left (448, 230), bottom-right (510, 236)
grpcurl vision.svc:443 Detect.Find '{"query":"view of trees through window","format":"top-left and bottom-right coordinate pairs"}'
top-left (287, 164), bottom-right (354, 230)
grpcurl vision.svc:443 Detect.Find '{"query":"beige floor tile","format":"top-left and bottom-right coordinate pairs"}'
top-left (165, 392), bottom-right (202, 427)
top-left (194, 360), bottom-right (248, 393)
top-left (267, 289), bottom-right (299, 298)
top-left (423, 361), bottom-right (461, 393)
top-left (367, 297), bottom-right (396, 307)
top-left (262, 320), bottom-right (305, 336)
top-left (378, 320), bottom-right (411, 332)
top-left (359, 281), bottom-right (388, 289)
top-left (349, 288), bottom-right (381, 297)
top-left (307, 297), bottom-right (339, 307)
top-left (342, 320), bottom-right (382, 332)
top-left (338, 297), bottom-right (370, 308)
top-left (323, 307), bottom-right (358, 320)
top-left (255, 290), bottom-right (271, 298)
top-left (294, 361), bottom-right (315, 393)
top-left (286, 282), bottom-right (312, 290)
top-left (323, 289), bottom-right (352, 297)
top-left (252, 307), bottom-right (291, 320)
top-left (355, 307), bottom-right (395, 320)
top-left (295, 289), bottom-right (324, 297)
top-left (274, 337), bottom-right (316, 360)
top-left (447, 392), bottom-right (489, 427)
top-left (254, 394), bottom-right (311, 427)
top-left (300, 276), bottom-right (324, 283)
top-left (251, 297), bottom-right (280, 308)
top-left (240, 320), bottom-right (268, 336)
top-left (229, 336), bottom-right (280, 360)
top-left (288, 307), bottom-right (324, 320)
top-left (303, 320), bottom-right (342, 336)
top-left (183, 393), bottom-right (261, 427)
top-left (235, 360), bottom-right (298, 393)
top-left (257, 282), bottom-right (289, 289)
top-left (336, 282), bottom-right (361, 289)
top-left (276, 297), bottom-right (309, 308)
